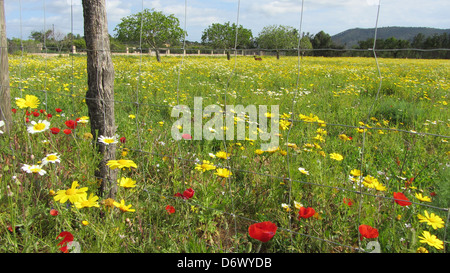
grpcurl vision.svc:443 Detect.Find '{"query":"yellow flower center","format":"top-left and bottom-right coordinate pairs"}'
top-left (103, 138), bottom-right (115, 144)
top-left (30, 167), bottom-right (41, 173)
top-left (47, 155), bottom-right (58, 161)
top-left (33, 123), bottom-right (46, 131)
top-left (66, 188), bottom-right (77, 195)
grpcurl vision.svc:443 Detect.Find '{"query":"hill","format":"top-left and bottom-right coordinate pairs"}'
top-left (332, 26), bottom-right (450, 48)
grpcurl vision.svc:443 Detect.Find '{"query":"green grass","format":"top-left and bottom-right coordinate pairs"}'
top-left (0, 54), bottom-right (449, 253)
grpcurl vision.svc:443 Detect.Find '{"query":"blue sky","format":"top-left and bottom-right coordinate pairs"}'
top-left (4, 0), bottom-right (450, 42)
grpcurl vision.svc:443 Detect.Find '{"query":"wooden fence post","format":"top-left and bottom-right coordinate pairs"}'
top-left (82, 0), bottom-right (117, 198)
top-left (0, 0), bottom-right (12, 135)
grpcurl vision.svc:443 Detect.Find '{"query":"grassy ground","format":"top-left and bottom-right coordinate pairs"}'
top-left (0, 54), bottom-right (449, 253)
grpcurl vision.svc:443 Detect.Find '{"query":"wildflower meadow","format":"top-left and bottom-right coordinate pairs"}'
top-left (0, 54), bottom-right (449, 254)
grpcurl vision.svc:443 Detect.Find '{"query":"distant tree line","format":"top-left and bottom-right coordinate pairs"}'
top-left (7, 8), bottom-right (450, 59)
top-left (350, 32), bottom-right (450, 59)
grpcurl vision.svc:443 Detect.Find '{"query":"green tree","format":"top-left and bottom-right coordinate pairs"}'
top-left (299, 35), bottom-right (313, 57)
top-left (114, 8), bottom-right (185, 62)
top-left (256, 25), bottom-right (299, 59)
top-left (201, 22), bottom-right (253, 60)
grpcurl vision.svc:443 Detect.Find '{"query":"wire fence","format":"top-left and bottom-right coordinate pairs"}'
top-left (1, 0), bottom-right (449, 253)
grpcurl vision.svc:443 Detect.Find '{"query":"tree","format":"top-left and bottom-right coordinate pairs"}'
top-left (311, 30), bottom-right (333, 56)
top-left (114, 8), bottom-right (185, 62)
top-left (82, 0), bottom-right (117, 198)
top-left (256, 25), bottom-right (298, 59)
top-left (299, 35), bottom-right (313, 57)
top-left (201, 22), bottom-right (253, 60)
top-left (30, 29), bottom-right (53, 43)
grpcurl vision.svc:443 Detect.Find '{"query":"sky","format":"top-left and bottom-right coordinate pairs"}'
top-left (4, 0), bottom-right (450, 42)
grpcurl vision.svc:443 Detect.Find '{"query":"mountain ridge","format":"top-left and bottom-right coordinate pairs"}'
top-left (331, 26), bottom-right (450, 48)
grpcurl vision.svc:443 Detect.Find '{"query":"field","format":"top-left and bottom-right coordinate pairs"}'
top-left (1, 53), bottom-right (449, 253)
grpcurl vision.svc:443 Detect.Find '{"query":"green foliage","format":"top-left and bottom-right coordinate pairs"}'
top-left (201, 21), bottom-right (253, 58)
top-left (114, 8), bottom-right (185, 61)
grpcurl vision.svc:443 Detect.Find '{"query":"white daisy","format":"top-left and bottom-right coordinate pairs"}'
top-left (21, 164), bottom-right (47, 176)
top-left (98, 135), bottom-right (119, 145)
top-left (41, 153), bottom-right (61, 165)
top-left (27, 120), bottom-right (50, 134)
top-left (0, 120), bottom-right (4, 134)
top-left (298, 167), bottom-right (309, 175)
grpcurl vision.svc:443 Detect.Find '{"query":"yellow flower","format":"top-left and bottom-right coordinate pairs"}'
top-left (339, 134), bottom-right (351, 141)
top-left (106, 159), bottom-right (137, 170)
top-left (113, 199), bottom-right (135, 212)
top-left (362, 175), bottom-right (385, 191)
top-left (329, 153), bottom-right (343, 161)
top-left (195, 160), bottom-right (216, 172)
top-left (299, 113), bottom-right (319, 123)
top-left (415, 193), bottom-right (432, 202)
top-left (214, 168), bottom-right (232, 178)
top-left (83, 132), bottom-right (93, 139)
top-left (254, 149), bottom-right (264, 155)
top-left (54, 181), bottom-right (88, 204)
top-left (215, 151), bottom-right (230, 159)
top-left (416, 247), bottom-right (428, 253)
top-left (350, 169), bottom-right (362, 177)
top-left (279, 119), bottom-right (291, 130)
top-left (74, 193), bottom-right (100, 209)
top-left (417, 210), bottom-right (445, 229)
top-left (418, 231), bottom-right (444, 250)
top-left (128, 114), bottom-right (136, 119)
top-left (15, 95), bottom-right (40, 109)
top-left (77, 116), bottom-right (89, 124)
top-left (118, 177), bottom-right (137, 188)
top-left (82, 220), bottom-right (89, 226)
top-left (266, 146), bottom-right (279, 153)
top-left (103, 198), bottom-right (115, 208)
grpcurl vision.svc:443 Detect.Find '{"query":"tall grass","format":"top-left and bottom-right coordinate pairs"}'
top-left (0, 54), bottom-right (448, 253)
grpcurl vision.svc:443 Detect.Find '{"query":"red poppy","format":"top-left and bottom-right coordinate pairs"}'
top-left (183, 188), bottom-right (195, 199)
top-left (50, 209), bottom-right (59, 216)
top-left (359, 224), bottom-right (379, 240)
top-left (65, 120), bottom-right (77, 129)
top-left (32, 111), bottom-right (39, 117)
top-left (248, 221), bottom-right (278, 243)
top-left (55, 108), bottom-right (62, 113)
top-left (11, 108), bottom-right (17, 114)
top-left (63, 129), bottom-right (72, 135)
top-left (25, 117), bottom-right (30, 123)
top-left (343, 197), bottom-right (353, 207)
top-left (165, 205), bottom-right (175, 214)
top-left (182, 133), bottom-right (192, 140)
top-left (393, 192), bottom-right (411, 206)
top-left (40, 109), bottom-right (45, 113)
top-left (56, 231), bottom-right (74, 253)
top-left (50, 127), bottom-right (60, 134)
top-left (298, 207), bottom-right (316, 219)
top-left (430, 192), bottom-right (437, 197)
top-left (47, 113), bottom-right (53, 119)
top-left (25, 110), bottom-right (31, 116)
top-left (120, 137), bottom-right (126, 143)
top-left (175, 188), bottom-right (195, 200)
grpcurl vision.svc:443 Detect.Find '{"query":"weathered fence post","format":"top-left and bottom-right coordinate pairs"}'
top-left (0, 0), bottom-right (12, 135)
top-left (82, 0), bottom-right (117, 198)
